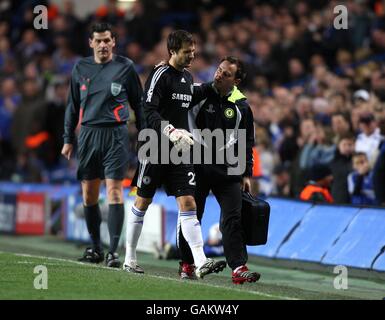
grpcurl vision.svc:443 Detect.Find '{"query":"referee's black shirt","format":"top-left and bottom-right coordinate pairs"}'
top-left (64, 55), bottom-right (143, 144)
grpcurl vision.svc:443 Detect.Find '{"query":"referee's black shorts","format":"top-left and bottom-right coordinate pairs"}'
top-left (77, 124), bottom-right (130, 180)
top-left (132, 161), bottom-right (196, 198)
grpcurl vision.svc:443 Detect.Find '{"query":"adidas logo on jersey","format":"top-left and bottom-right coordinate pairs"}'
top-left (206, 104), bottom-right (215, 113)
top-left (181, 77), bottom-right (186, 83)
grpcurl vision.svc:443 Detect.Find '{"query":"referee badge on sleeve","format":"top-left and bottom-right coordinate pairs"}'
top-left (111, 82), bottom-right (122, 96)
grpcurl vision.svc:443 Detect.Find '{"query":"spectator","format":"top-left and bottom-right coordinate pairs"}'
top-left (352, 89), bottom-right (371, 108)
top-left (92, 0), bottom-right (125, 24)
top-left (277, 119), bottom-right (299, 166)
top-left (295, 95), bottom-right (314, 120)
top-left (272, 164), bottom-right (291, 197)
top-left (331, 112), bottom-right (352, 144)
top-left (299, 122), bottom-right (335, 177)
top-left (0, 77), bottom-right (21, 144)
top-left (254, 126), bottom-right (276, 196)
top-left (348, 152), bottom-right (376, 205)
top-left (355, 112), bottom-right (382, 166)
top-left (0, 36), bottom-right (13, 72)
top-left (330, 132), bottom-right (355, 204)
top-left (0, 77), bottom-right (20, 179)
top-left (250, 39), bottom-right (280, 82)
top-left (14, 29), bottom-right (46, 67)
top-left (126, 0), bottom-right (160, 50)
top-left (11, 77), bottom-right (46, 157)
top-left (52, 35), bottom-right (80, 76)
top-left (291, 117), bottom-right (317, 196)
top-left (299, 163), bottom-right (334, 203)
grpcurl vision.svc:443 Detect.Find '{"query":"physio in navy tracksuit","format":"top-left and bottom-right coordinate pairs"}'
top-left (179, 56), bottom-right (261, 284)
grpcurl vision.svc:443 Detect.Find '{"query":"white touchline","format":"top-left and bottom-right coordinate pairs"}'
top-left (1, 251), bottom-right (297, 300)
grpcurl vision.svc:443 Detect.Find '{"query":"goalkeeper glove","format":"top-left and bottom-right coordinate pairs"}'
top-left (163, 124), bottom-right (194, 152)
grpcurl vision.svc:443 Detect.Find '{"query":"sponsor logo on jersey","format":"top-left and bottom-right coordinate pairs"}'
top-left (171, 93), bottom-right (192, 102)
top-left (181, 77), bottom-right (186, 83)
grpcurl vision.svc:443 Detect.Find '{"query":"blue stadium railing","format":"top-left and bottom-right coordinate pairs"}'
top-left (162, 194), bottom-right (385, 272)
top-left (1, 183), bottom-right (384, 272)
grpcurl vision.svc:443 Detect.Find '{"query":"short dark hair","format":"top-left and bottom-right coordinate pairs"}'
top-left (352, 151), bottom-right (367, 159)
top-left (331, 112), bottom-right (352, 129)
top-left (338, 131), bottom-right (355, 143)
top-left (167, 30), bottom-right (194, 56)
top-left (89, 23), bottom-right (116, 39)
top-left (332, 112), bottom-right (349, 121)
top-left (358, 112), bottom-right (375, 124)
top-left (308, 163), bottom-right (332, 182)
top-left (220, 56), bottom-right (246, 82)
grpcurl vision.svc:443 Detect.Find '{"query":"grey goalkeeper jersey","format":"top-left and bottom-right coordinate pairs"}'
top-left (63, 55), bottom-right (143, 144)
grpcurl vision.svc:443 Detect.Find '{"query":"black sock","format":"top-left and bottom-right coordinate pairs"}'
top-left (84, 204), bottom-right (102, 252)
top-left (108, 203), bottom-right (125, 253)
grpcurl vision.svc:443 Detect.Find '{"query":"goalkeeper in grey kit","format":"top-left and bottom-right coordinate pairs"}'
top-left (62, 23), bottom-right (143, 267)
top-left (123, 30), bottom-right (226, 278)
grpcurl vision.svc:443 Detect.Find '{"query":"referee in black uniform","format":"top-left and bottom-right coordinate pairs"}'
top-left (179, 57), bottom-right (261, 284)
top-left (123, 30), bottom-right (226, 278)
top-left (62, 23), bottom-right (143, 268)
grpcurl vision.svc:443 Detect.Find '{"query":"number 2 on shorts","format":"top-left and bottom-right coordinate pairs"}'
top-left (188, 172), bottom-right (196, 186)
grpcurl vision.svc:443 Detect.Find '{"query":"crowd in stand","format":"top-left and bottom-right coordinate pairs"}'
top-left (1, 0), bottom-right (385, 206)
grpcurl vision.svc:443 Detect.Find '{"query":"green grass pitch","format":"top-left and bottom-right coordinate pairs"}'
top-left (0, 236), bottom-right (384, 300)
